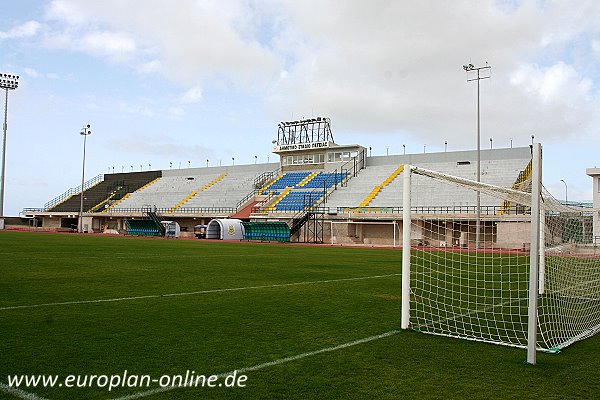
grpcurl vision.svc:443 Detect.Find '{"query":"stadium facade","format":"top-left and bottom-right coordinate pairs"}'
top-left (20, 117), bottom-right (536, 247)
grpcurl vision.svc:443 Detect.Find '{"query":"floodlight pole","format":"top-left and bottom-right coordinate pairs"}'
top-left (463, 62), bottom-right (491, 249)
top-left (560, 179), bottom-right (567, 204)
top-left (0, 73), bottom-right (19, 228)
top-left (79, 124), bottom-right (92, 233)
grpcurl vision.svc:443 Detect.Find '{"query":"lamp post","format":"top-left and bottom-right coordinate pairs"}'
top-left (0, 73), bottom-right (19, 228)
top-left (560, 179), bottom-right (568, 205)
top-left (254, 155), bottom-right (257, 164)
top-left (79, 124), bottom-right (92, 233)
top-left (232, 157), bottom-right (235, 166)
top-left (490, 138), bottom-right (493, 149)
top-left (386, 146), bottom-right (389, 156)
top-left (463, 61), bottom-right (491, 249)
top-left (445, 141), bottom-right (448, 152)
top-left (206, 159), bottom-right (209, 167)
top-left (403, 144), bottom-right (406, 155)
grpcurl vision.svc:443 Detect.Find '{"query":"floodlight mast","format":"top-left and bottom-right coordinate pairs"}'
top-left (79, 124), bottom-right (92, 233)
top-left (463, 62), bottom-right (491, 249)
top-left (0, 73), bottom-right (19, 229)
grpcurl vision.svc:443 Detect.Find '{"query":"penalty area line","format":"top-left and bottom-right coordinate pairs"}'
top-left (0, 273), bottom-right (401, 311)
top-left (0, 382), bottom-right (49, 400)
top-left (109, 329), bottom-right (400, 400)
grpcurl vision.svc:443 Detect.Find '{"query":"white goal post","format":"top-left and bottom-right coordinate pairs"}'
top-left (400, 143), bottom-right (600, 364)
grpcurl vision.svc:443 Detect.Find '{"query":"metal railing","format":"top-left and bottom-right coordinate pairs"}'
top-left (43, 174), bottom-right (104, 211)
top-left (235, 168), bottom-right (282, 210)
top-left (107, 207), bottom-right (236, 214)
top-left (336, 205), bottom-right (531, 215)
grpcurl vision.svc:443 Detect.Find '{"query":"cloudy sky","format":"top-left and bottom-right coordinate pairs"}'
top-left (1, 0), bottom-right (599, 215)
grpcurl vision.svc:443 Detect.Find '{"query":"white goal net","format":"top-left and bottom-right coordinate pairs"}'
top-left (401, 146), bottom-right (600, 362)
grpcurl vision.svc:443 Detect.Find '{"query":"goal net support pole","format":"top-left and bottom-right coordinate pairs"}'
top-left (401, 164), bottom-right (411, 330)
top-left (527, 143), bottom-right (542, 365)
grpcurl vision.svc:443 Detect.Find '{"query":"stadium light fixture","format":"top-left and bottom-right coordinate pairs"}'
top-left (78, 124), bottom-right (92, 233)
top-left (463, 61), bottom-right (491, 249)
top-left (0, 73), bottom-right (19, 228)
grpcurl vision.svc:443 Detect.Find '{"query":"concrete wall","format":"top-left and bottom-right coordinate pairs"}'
top-left (496, 221), bottom-right (531, 249)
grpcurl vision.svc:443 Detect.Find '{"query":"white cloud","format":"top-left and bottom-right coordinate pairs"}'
top-left (168, 106), bottom-right (185, 119)
top-left (22, 0), bottom-right (600, 147)
top-left (80, 30), bottom-right (136, 58)
top-left (23, 67), bottom-right (42, 78)
top-left (45, 0), bottom-right (88, 26)
top-left (510, 62), bottom-right (591, 103)
top-left (41, 0), bottom-right (281, 87)
top-left (262, 0), bottom-right (600, 145)
top-left (0, 20), bottom-right (41, 39)
top-left (137, 59), bottom-right (162, 74)
top-left (23, 67), bottom-right (60, 80)
top-left (178, 86), bottom-right (202, 104)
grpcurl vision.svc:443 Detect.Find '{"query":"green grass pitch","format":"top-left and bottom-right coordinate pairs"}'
top-left (0, 231), bottom-right (598, 399)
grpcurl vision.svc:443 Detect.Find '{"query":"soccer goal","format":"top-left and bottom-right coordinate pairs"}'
top-left (400, 144), bottom-right (600, 364)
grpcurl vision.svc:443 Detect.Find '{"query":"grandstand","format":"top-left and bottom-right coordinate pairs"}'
top-left (20, 117), bottom-right (533, 246)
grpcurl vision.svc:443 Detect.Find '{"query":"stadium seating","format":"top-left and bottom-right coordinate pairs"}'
top-left (124, 219), bottom-right (162, 236)
top-left (242, 221), bottom-right (290, 242)
top-left (273, 190), bottom-right (325, 211)
top-left (48, 171), bottom-right (161, 212)
top-left (301, 172), bottom-right (349, 189)
top-left (263, 172), bottom-right (312, 191)
top-left (325, 152), bottom-right (532, 211)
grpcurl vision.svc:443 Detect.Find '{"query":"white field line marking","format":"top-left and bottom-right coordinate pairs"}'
top-left (0, 382), bottom-right (49, 400)
top-left (0, 253), bottom-right (273, 262)
top-left (0, 274), bottom-right (401, 311)
top-left (109, 330), bottom-right (400, 400)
